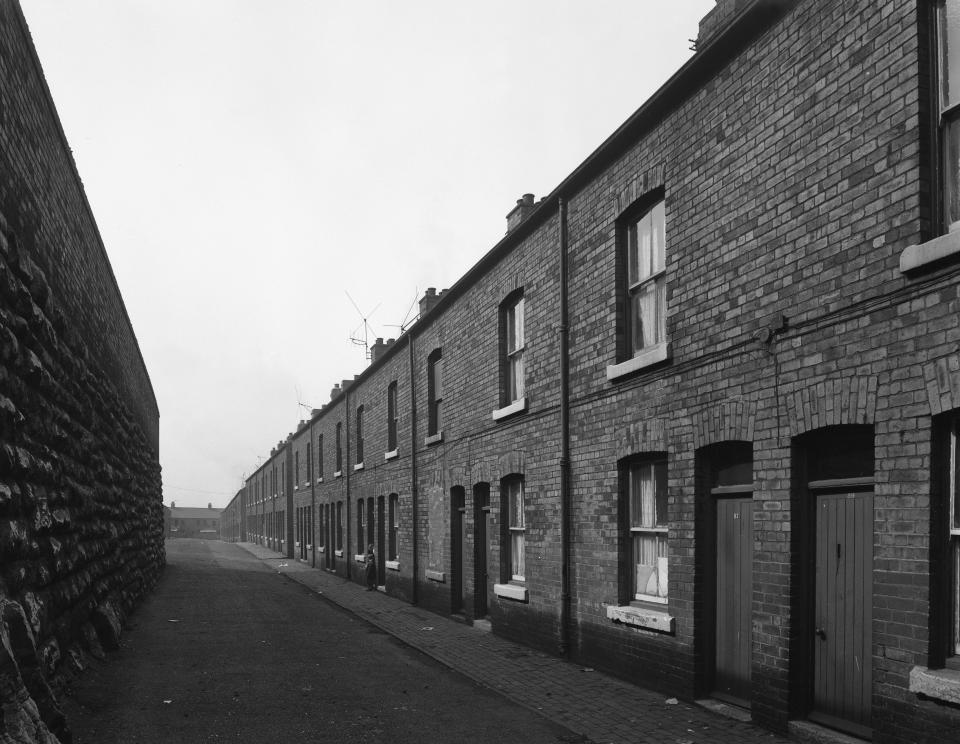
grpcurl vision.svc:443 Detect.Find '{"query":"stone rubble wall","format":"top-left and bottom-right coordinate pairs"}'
top-left (0, 3), bottom-right (164, 743)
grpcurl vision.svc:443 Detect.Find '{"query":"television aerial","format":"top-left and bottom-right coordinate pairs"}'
top-left (345, 290), bottom-right (380, 360)
top-left (383, 287), bottom-right (421, 336)
top-left (295, 385), bottom-right (312, 419)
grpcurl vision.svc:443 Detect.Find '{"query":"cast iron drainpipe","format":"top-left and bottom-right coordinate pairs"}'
top-left (345, 386), bottom-right (352, 580)
top-left (559, 196), bottom-right (571, 657)
top-left (310, 418), bottom-right (316, 569)
top-left (407, 333), bottom-right (419, 605)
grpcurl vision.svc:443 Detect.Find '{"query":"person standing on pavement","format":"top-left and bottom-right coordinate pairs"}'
top-left (365, 543), bottom-right (376, 590)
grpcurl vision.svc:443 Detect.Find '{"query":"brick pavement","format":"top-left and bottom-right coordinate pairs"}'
top-left (236, 542), bottom-right (787, 744)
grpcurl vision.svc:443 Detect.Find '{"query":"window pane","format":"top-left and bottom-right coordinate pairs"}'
top-left (515, 297), bottom-right (524, 348)
top-left (651, 200), bottom-right (665, 274)
top-left (637, 212), bottom-right (653, 282)
top-left (507, 300), bottom-right (523, 353)
top-left (509, 481), bottom-right (524, 528)
top-left (633, 533), bottom-right (668, 599)
top-left (941, 3), bottom-right (960, 110)
top-left (952, 426), bottom-right (960, 531)
top-left (945, 118), bottom-right (960, 230)
top-left (630, 464), bottom-right (655, 528)
top-left (654, 460), bottom-right (668, 527)
top-left (512, 532), bottom-right (525, 578)
top-left (630, 278), bottom-right (666, 352)
top-left (954, 537), bottom-right (960, 655)
top-left (509, 352), bottom-right (524, 401)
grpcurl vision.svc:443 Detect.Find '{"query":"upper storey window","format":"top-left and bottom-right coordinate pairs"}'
top-left (355, 405), bottom-right (364, 466)
top-left (939, 2), bottom-right (960, 231)
top-left (626, 199), bottom-right (666, 354)
top-left (493, 290), bottom-right (527, 420)
top-left (387, 381), bottom-right (398, 453)
top-left (504, 293), bottom-right (525, 404)
top-left (335, 422), bottom-right (343, 474)
top-left (427, 349), bottom-right (443, 437)
top-left (607, 195), bottom-right (669, 381)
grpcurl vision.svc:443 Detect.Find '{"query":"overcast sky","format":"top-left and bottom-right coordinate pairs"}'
top-left (20, 0), bottom-right (716, 508)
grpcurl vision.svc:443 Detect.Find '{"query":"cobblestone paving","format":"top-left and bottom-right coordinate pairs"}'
top-left (238, 543), bottom-right (788, 744)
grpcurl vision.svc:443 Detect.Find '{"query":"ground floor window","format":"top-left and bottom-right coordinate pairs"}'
top-left (936, 414), bottom-right (960, 661)
top-left (389, 493), bottom-right (399, 561)
top-left (357, 499), bottom-right (365, 554)
top-left (336, 501), bottom-right (343, 551)
top-left (624, 457), bottom-right (668, 603)
top-left (502, 476), bottom-right (525, 582)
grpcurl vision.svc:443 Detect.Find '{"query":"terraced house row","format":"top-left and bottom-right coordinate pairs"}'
top-left (220, 1), bottom-right (960, 741)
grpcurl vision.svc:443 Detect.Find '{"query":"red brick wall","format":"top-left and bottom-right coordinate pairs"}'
top-left (241, 2), bottom-right (960, 741)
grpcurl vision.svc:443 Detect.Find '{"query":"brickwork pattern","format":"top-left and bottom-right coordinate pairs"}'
top-left (229, 2), bottom-right (960, 742)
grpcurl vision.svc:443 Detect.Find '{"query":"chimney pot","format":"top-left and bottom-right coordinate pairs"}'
top-left (697, 0), bottom-right (750, 48)
top-left (419, 287), bottom-right (443, 318)
top-left (371, 337), bottom-right (389, 363)
top-left (506, 193), bottom-right (537, 233)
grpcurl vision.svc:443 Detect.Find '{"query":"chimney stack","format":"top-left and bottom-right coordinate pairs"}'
top-left (419, 287), bottom-right (441, 317)
top-left (506, 193), bottom-right (536, 233)
top-left (370, 337), bottom-right (387, 363)
top-left (330, 382), bottom-right (341, 401)
top-left (697, 0), bottom-right (751, 48)
top-left (208, 502), bottom-right (212, 509)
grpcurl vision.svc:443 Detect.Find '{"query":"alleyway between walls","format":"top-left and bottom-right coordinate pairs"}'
top-left (62, 539), bottom-right (786, 744)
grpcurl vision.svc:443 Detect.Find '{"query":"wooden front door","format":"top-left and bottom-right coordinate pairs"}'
top-left (376, 496), bottom-right (385, 586)
top-left (811, 489), bottom-right (873, 737)
top-left (714, 495), bottom-right (753, 703)
top-left (451, 489), bottom-right (465, 614)
top-left (474, 485), bottom-right (490, 618)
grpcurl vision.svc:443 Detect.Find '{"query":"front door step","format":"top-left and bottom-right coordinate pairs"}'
top-left (788, 719), bottom-right (870, 744)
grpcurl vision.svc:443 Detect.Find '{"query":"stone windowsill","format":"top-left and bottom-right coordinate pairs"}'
top-left (318, 547), bottom-right (325, 553)
top-left (492, 397), bottom-right (527, 422)
top-left (606, 603), bottom-right (675, 633)
top-left (294, 485), bottom-right (299, 491)
top-left (335, 549), bottom-right (343, 558)
top-left (424, 431), bottom-right (443, 446)
top-left (493, 583), bottom-right (528, 602)
top-left (909, 665), bottom-right (960, 705)
top-left (425, 569), bottom-right (445, 582)
top-left (606, 341), bottom-right (671, 382)
top-left (386, 560), bottom-right (400, 571)
top-left (334, 471), bottom-right (343, 479)
top-left (354, 553), bottom-right (366, 563)
top-left (295, 541), bottom-right (300, 547)
top-left (900, 230), bottom-right (960, 274)
top-left (384, 449), bottom-right (398, 461)
top-left (354, 462), bottom-right (364, 472)
top-left (316, 477), bottom-right (323, 484)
